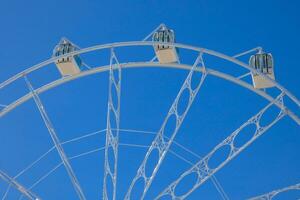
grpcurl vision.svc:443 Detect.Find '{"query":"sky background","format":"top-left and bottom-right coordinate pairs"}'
top-left (0, 0), bottom-right (299, 199)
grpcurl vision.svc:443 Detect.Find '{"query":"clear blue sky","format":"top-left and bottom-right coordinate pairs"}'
top-left (0, 0), bottom-right (299, 199)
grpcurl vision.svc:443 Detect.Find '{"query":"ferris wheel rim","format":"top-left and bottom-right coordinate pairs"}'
top-left (1, 40), bottom-right (299, 200)
top-left (0, 62), bottom-right (299, 125)
top-left (0, 41), bottom-right (299, 109)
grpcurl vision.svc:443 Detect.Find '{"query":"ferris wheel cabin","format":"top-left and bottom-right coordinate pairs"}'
top-left (53, 38), bottom-right (82, 76)
top-left (152, 25), bottom-right (179, 64)
top-left (249, 52), bottom-right (275, 89)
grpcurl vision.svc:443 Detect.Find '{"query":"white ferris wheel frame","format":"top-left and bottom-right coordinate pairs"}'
top-left (0, 41), bottom-right (299, 123)
top-left (0, 41), bottom-right (299, 200)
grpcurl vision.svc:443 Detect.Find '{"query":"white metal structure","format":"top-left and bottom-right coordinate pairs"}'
top-left (103, 49), bottom-right (122, 200)
top-left (0, 170), bottom-right (40, 200)
top-left (155, 94), bottom-right (286, 199)
top-left (248, 183), bottom-right (300, 200)
top-left (24, 76), bottom-right (87, 200)
top-left (0, 25), bottom-right (299, 199)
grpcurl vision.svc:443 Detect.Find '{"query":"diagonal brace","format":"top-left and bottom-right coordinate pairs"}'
top-left (24, 76), bottom-right (86, 200)
top-left (0, 170), bottom-right (40, 200)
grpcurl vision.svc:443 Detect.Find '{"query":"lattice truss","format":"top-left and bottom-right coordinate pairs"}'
top-left (248, 183), bottom-right (300, 200)
top-left (155, 93), bottom-right (287, 200)
top-left (0, 26), bottom-right (300, 200)
top-left (125, 53), bottom-right (208, 200)
top-left (24, 76), bottom-right (87, 200)
top-left (103, 49), bottom-right (122, 200)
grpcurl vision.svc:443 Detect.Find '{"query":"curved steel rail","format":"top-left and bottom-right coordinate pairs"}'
top-left (0, 41), bottom-right (299, 199)
top-left (0, 41), bottom-right (299, 110)
top-left (0, 62), bottom-right (299, 125)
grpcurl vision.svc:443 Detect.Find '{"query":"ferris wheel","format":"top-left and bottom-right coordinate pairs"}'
top-left (0, 24), bottom-right (299, 200)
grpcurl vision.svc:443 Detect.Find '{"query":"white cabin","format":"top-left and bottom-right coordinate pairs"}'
top-left (249, 52), bottom-right (275, 89)
top-left (152, 25), bottom-right (179, 64)
top-left (53, 38), bottom-right (82, 76)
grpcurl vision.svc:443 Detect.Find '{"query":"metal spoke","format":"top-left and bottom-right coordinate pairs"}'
top-left (118, 129), bottom-right (230, 199)
top-left (13, 129), bottom-right (106, 184)
top-left (149, 55), bottom-right (158, 62)
top-left (0, 31), bottom-right (297, 200)
top-left (142, 24), bottom-right (165, 41)
top-left (0, 170), bottom-right (40, 200)
top-left (103, 48), bottom-right (122, 200)
top-left (13, 126), bottom-right (228, 200)
top-left (82, 62), bottom-right (92, 70)
top-left (248, 183), bottom-right (300, 200)
top-left (155, 93), bottom-right (287, 200)
top-left (24, 76), bottom-right (86, 200)
top-left (26, 147), bottom-right (106, 192)
top-left (125, 53), bottom-right (208, 200)
top-left (232, 47), bottom-right (262, 58)
top-left (236, 72), bottom-right (251, 80)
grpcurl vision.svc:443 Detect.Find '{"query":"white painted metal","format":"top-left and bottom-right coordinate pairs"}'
top-left (0, 41), bottom-right (298, 111)
top-left (1, 63), bottom-right (299, 125)
top-left (248, 183), bottom-right (300, 200)
top-left (0, 170), bottom-right (40, 200)
top-left (143, 24), bottom-right (166, 41)
top-left (11, 127), bottom-right (228, 200)
top-left (0, 41), bottom-right (299, 109)
top-left (24, 76), bottom-right (87, 200)
top-left (155, 94), bottom-right (286, 200)
top-left (125, 53), bottom-right (207, 200)
top-left (0, 41), bottom-right (299, 199)
top-left (232, 47), bottom-right (262, 58)
top-left (103, 49), bottom-right (122, 200)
